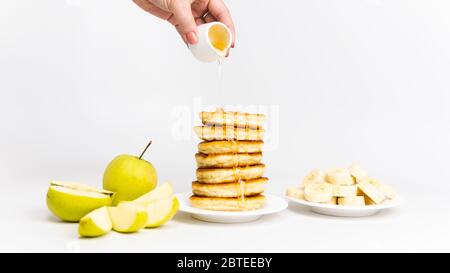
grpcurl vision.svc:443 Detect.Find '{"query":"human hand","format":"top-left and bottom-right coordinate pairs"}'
top-left (133, 0), bottom-right (235, 47)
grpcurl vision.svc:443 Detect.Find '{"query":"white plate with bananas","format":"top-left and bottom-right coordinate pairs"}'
top-left (286, 165), bottom-right (402, 217)
top-left (176, 193), bottom-right (288, 223)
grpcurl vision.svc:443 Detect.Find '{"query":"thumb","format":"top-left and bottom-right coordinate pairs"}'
top-left (168, 0), bottom-right (198, 44)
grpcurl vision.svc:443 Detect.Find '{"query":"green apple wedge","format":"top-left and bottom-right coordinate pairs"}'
top-left (132, 182), bottom-right (173, 203)
top-left (46, 181), bottom-right (114, 222)
top-left (119, 183), bottom-right (178, 228)
top-left (120, 183), bottom-right (178, 228)
top-left (108, 203), bottom-right (148, 233)
top-left (144, 196), bottom-right (179, 228)
top-left (79, 206), bottom-right (112, 237)
top-left (103, 140), bottom-right (158, 204)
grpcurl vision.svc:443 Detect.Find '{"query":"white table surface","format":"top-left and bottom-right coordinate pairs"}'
top-left (1, 176), bottom-right (449, 253)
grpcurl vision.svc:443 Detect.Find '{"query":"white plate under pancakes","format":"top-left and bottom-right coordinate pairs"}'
top-left (176, 192), bottom-right (288, 223)
top-left (286, 195), bottom-right (402, 217)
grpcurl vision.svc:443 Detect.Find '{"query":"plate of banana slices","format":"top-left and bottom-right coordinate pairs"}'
top-left (286, 165), bottom-right (401, 217)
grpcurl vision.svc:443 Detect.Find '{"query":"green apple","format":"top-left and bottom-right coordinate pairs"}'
top-left (103, 141), bottom-right (158, 204)
top-left (46, 181), bottom-right (114, 222)
top-left (79, 206), bottom-right (112, 237)
top-left (108, 203), bottom-right (148, 233)
top-left (145, 196), bottom-right (179, 228)
top-left (130, 182), bottom-right (173, 204)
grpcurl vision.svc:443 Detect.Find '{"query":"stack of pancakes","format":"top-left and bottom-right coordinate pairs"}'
top-left (190, 109), bottom-right (268, 211)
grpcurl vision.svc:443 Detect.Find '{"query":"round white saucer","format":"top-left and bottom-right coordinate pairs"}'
top-left (176, 192), bottom-right (288, 223)
top-left (286, 195), bottom-right (401, 217)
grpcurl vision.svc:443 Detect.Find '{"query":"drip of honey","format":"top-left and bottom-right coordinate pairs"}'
top-left (213, 57), bottom-right (247, 208)
top-left (217, 58), bottom-right (223, 96)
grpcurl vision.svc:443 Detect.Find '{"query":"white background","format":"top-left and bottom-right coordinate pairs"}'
top-left (1, 0), bottom-right (449, 252)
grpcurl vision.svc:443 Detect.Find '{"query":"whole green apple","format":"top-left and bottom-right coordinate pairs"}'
top-left (103, 141), bottom-right (157, 204)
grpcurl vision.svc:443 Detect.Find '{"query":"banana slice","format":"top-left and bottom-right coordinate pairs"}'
top-left (348, 164), bottom-right (368, 181)
top-left (368, 178), bottom-right (396, 199)
top-left (325, 168), bottom-right (355, 185)
top-left (357, 178), bottom-right (386, 204)
top-left (331, 184), bottom-right (358, 197)
top-left (301, 169), bottom-right (325, 188)
top-left (304, 183), bottom-right (333, 203)
top-left (364, 195), bottom-right (376, 205)
top-left (337, 196), bottom-right (365, 207)
top-left (286, 187), bottom-right (304, 200)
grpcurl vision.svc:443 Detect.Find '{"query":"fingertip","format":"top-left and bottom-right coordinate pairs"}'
top-left (186, 31), bottom-right (198, 45)
top-left (227, 24), bottom-right (236, 48)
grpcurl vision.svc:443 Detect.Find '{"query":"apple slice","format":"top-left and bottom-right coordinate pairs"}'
top-left (145, 196), bottom-right (179, 228)
top-left (108, 204), bottom-right (148, 233)
top-left (130, 182), bottom-right (174, 204)
top-left (50, 181), bottom-right (113, 194)
top-left (78, 207), bottom-right (112, 237)
top-left (46, 181), bottom-right (114, 222)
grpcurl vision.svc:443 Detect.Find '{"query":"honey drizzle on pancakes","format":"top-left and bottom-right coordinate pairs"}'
top-left (193, 108), bottom-right (266, 211)
top-left (202, 108), bottom-right (259, 207)
top-left (230, 110), bottom-right (243, 207)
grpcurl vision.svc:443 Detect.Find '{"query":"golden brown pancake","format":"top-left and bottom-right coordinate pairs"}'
top-left (200, 110), bottom-right (265, 129)
top-left (192, 177), bottom-right (268, 197)
top-left (189, 195), bottom-right (266, 211)
top-left (194, 126), bottom-right (265, 141)
top-left (196, 164), bottom-right (266, 183)
top-left (198, 141), bottom-right (264, 154)
top-left (195, 152), bottom-right (263, 168)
